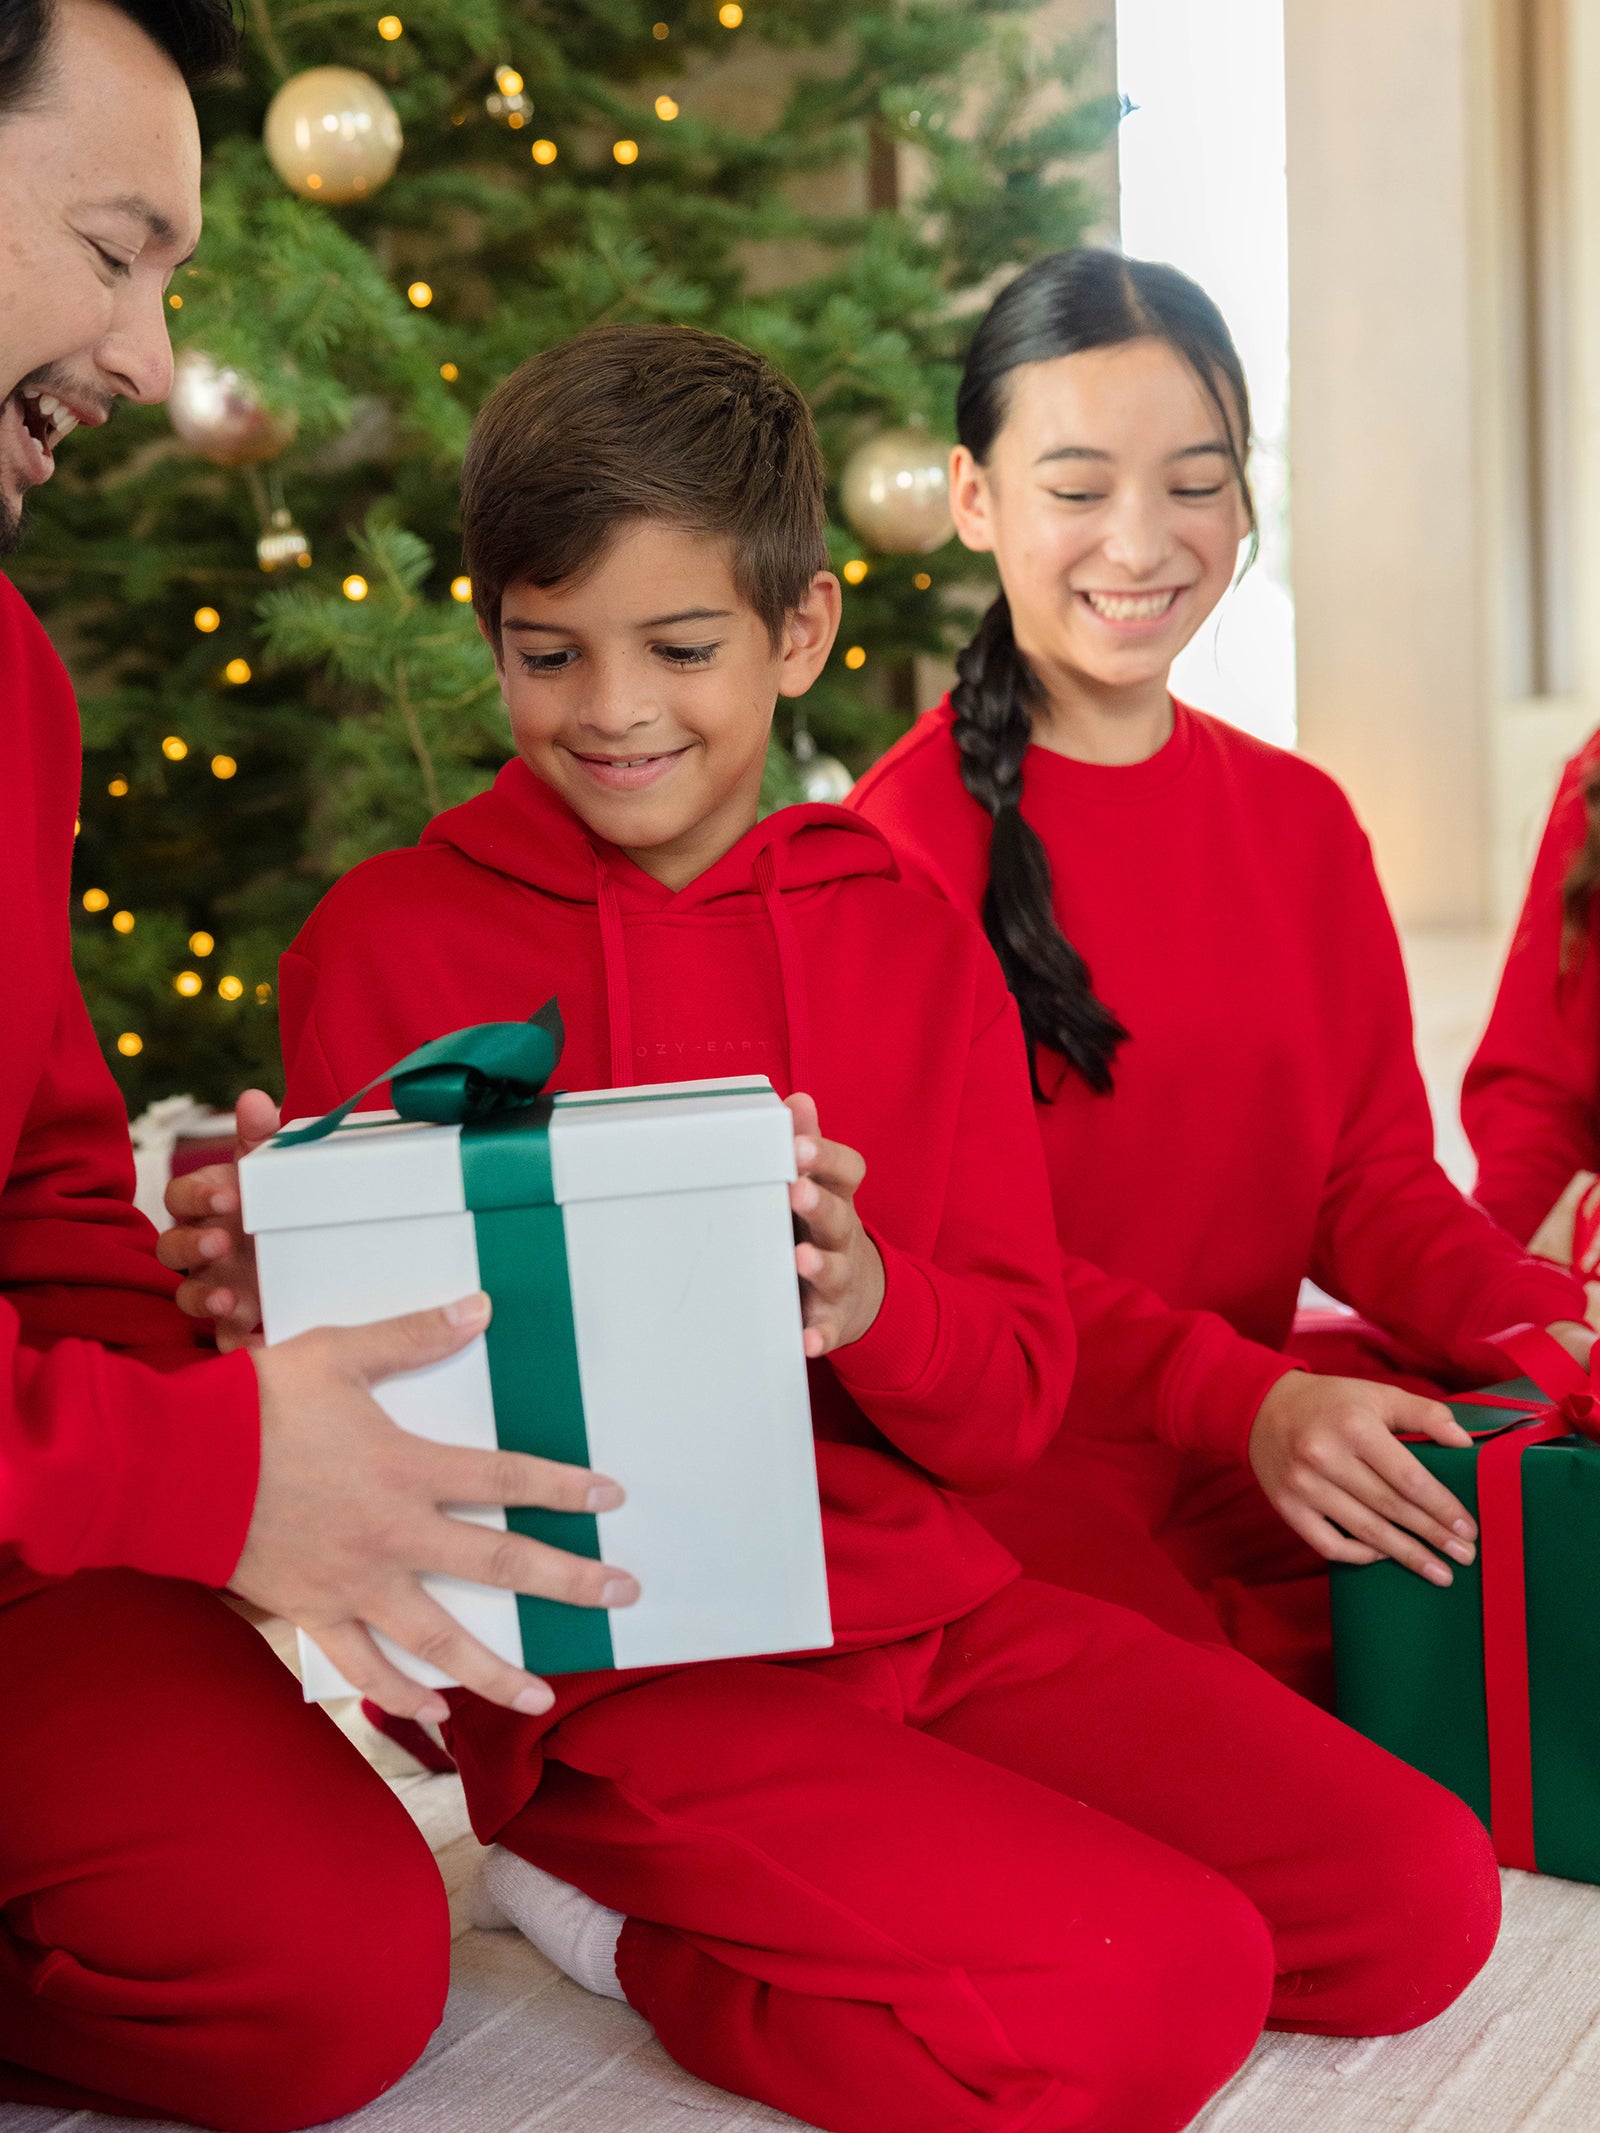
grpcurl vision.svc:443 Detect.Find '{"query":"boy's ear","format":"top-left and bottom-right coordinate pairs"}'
top-left (776, 570), bottom-right (843, 699)
top-left (948, 445), bottom-right (996, 556)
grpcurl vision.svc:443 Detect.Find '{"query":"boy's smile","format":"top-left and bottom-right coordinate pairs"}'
top-left (490, 521), bottom-right (840, 892)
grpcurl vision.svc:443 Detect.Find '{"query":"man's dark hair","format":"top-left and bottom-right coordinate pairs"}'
top-left (462, 324), bottom-right (829, 647)
top-left (0, 0), bottom-right (239, 115)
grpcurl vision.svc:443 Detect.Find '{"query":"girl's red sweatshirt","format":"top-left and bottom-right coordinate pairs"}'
top-left (1463, 730), bottom-right (1600, 1242)
top-left (0, 572), bottom-right (258, 1586)
top-left (849, 698), bottom-right (1584, 1464)
top-left (278, 758), bottom-right (1072, 1689)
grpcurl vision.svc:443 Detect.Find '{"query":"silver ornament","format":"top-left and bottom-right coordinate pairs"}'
top-left (257, 507), bottom-right (312, 572)
top-left (168, 349), bottom-right (298, 467)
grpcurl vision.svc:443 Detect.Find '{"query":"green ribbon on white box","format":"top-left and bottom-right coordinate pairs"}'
top-left (241, 1007), bottom-right (832, 1697)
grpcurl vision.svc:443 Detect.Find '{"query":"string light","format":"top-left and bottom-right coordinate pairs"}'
top-left (108, 776), bottom-right (129, 796)
top-left (407, 281), bottom-right (433, 308)
top-left (116, 1032), bottom-right (143, 1057)
top-left (613, 138), bottom-right (639, 164)
top-left (168, 294), bottom-right (183, 310)
top-left (112, 910), bottom-right (136, 934)
top-left (440, 361), bottom-right (459, 381)
top-left (495, 65), bottom-right (523, 95)
top-left (451, 575), bottom-right (472, 602)
top-left (256, 982), bottom-right (274, 1003)
top-left (189, 930), bottom-right (215, 956)
top-left (377, 13), bottom-right (403, 37)
top-left (842, 559), bottom-right (868, 584)
top-left (161, 735), bottom-right (188, 761)
top-left (82, 888), bottom-right (109, 912)
top-left (343, 574), bottom-right (369, 601)
top-left (718, 3), bottom-right (742, 24)
top-left (844, 645), bottom-right (866, 669)
top-left (224, 658), bottom-right (251, 685)
top-left (218, 975), bottom-right (244, 1001)
top-left (194, 606), bottom-right (220, 632)
top-left (913, 571), bottom-right (932, 589)
top-left (174, 970), bottom-right (203, 997)
top-left (211, 754), bottom-right (237, 780)
top-left (655, 95), bottom-right (679, 120)
top-left (653, 19), bottom-right (669, 35)
top-left (531, 138), bottom-right (558, 164)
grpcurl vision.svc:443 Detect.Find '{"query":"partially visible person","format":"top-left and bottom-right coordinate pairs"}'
top-left (849, 247), bottom-right (1591, 1709)
top-left (1462, 730), bottom-right (1600, 1306)
top-left (1, 1), bottom-right (633, 2122)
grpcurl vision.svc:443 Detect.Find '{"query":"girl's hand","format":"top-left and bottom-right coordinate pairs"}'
top-left (1248, 1372), bottom-right (1479, 1584)
top-left (785, 1092), bottom-right (885, 1358)
top-left (156, 1087), bottom-right (279, 1349)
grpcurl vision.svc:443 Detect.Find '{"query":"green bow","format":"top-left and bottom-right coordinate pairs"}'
top-left (274, 998), bottom-right (565, 1147)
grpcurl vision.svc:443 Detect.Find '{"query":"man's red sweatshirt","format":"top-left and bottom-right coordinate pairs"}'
top-left (0, 573), bottom-right (258, 1585)
top-left (849, 698), bottom-right (1584, 1465)
top-left (1463, 728), bottom-right (1600, 1243)
top-left (278, 758), bottom-right (1073, 1698)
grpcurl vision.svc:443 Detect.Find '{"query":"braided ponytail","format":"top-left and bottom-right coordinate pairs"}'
top-left (952, 595), bottom-right (1129, 1095)
top-left (951, 247), bottom-right (1256, 1097)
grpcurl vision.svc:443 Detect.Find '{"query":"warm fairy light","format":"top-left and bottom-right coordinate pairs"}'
top-left (844, 645), bottom-right (866, 669)
top-left (74, 816), bottom-right (80, 836)
top-left (174, 970), bottom-right (204, 998)
top-left (224, 658), bottom-right (251, 685)
top-left (116, 1032), bottom-right (143, 1057)
top-left (218, 974), bottom-right (245, 1001)
top-left (305, 173), bottom-right (323, 191)
top-left (613, 138), bottom-right (639, 164)
top-left (82, 888), bottom-right (109, 912)
top-left (377, 14), bottom-right (403, 38)
top-left (495, 65), bottom-right (524, 95)
top-left (718, 3), bottom-right (743, 24)
top-left (653, 19), bottom-right (669, 35)
top-left (508, 112), bottom-right (526, 129)
top-left (440, 361), bottom-right (459, 381)
top-left (108, 776), bottom-right (129, 796)
top-left (193, 606), bottom-right (220, 632)
top-left (655, 94), bottom-right (679, 120)
top-left (913, 571), bottom-right (932, 589)
top-left (211, 754), bottom-right (238, 780)
top-left (407, 281), bottom-right (433, 308)
top-left (112, 909), bottom-right (136, 934)
top-left (162, 735), bottom-right (189, 761)
top-left (451, 575), bottom-right (472, 602)
top-left (842, 558), bottom-right (868, 584)
top-left (168, 294), bottom-right (183, 310)
top-left (189, 930), bottom-right (215, 956)
top-left (343, 575), bottom-right (369, 601)
top-left (531, 138), bottom-right (558, 163)
top-left (256, 981), bottom-right (274, 1003)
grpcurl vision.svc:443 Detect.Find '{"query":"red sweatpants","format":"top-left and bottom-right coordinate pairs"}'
top-left (0, 1567), bottom-right (450, 2131)
top-left (497, 1578), bottom-right (1500, 2133)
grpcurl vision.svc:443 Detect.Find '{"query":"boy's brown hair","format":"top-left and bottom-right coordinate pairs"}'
top-left (461, 323), bottom-right (829, 645)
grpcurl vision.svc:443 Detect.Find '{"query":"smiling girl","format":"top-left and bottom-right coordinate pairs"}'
top-left (850, 249), bottom-right (1591, 1703)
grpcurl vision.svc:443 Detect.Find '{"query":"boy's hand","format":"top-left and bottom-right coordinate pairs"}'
top-left (786, 1092), bottom-right (885, 1358)
top-left (1248, 1372), bottom-right (1479, 1585)
top-left (157, 1086), bottom-right (278, 1348)
top-left (242, 1292), bottom-right (638, 1724)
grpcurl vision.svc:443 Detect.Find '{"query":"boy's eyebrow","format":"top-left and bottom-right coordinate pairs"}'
top-left (501, 607), bottom-right (735, 633)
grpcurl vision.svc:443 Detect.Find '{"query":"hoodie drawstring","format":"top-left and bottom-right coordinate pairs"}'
top-left (593, 856), bottom-right (635, 1088)
top-left (756, 846), bottom-right (813, 1096)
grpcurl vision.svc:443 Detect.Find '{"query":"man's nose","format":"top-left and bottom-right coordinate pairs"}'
top-left (98, 280), bottom-right (176, 407)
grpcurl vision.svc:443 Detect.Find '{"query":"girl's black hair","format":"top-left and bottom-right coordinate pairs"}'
top-left (952, 247), bottom-right (1256, 1096)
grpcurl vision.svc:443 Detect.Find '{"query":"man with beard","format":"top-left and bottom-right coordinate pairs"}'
top-left (0, 3), bottom-right (632, 2122)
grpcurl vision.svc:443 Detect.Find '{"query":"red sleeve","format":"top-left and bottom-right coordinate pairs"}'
top-left (1310, 810), bottom-right (1585, 1370)
top-left (1462, 745), bottom-right (1600, 1243)
top-left (828, 978), bottom-right (1075, 1495)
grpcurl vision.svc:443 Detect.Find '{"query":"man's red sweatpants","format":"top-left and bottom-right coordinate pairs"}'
top-left (495, 1578), bottom-right (1501, 2133)
top-left (0, 1567), bottom-right (450, 2131)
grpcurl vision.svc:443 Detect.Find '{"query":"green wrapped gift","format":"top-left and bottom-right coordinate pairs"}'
top-left (1331, 1331), bottom-right (1600, 1881)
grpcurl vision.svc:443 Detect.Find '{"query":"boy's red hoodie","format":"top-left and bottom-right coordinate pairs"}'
top-left (279, 758), bottom-right (1072, 1820)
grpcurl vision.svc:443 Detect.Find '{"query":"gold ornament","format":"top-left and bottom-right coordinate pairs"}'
top-left (264, 66), bottom-right (402, 203)
top-left (839, 426), bottom-right (953, 554)
top-left (168, 349), bottom-right (297, 467)
top-left (257, 506), bottom-right (312, 572)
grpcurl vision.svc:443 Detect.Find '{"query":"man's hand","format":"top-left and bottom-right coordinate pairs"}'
top-left (240, 1292), bottom-right (638, 1724)
top-left (786, 1092), bottom-right (885, 1358)
top-left (158, 1087), bottom-right (278, 1348)
top-left (1249, 1372), bottom-right (1479, 1584)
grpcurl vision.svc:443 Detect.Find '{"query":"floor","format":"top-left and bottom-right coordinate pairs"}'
top-left (12, 924), bottom-right (1599, 2133)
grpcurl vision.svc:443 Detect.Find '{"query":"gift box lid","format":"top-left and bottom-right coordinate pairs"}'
top-left (241, 1075), bottom-right (795, 1234)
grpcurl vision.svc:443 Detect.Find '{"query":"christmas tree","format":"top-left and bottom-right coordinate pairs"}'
top-left (18, 0), bottom-right (1117, 1110)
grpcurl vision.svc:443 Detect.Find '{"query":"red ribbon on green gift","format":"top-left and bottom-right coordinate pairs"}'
top-left (1455, 1326), bottom-right (1600, 1871)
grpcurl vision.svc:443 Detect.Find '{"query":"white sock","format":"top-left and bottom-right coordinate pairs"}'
top-left (471, 1845), bottom-right (627, 2001)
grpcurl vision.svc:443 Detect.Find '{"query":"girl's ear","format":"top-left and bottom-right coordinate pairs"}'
top-left (776, 570), bottom-right (843, 698)
top-left (949, 445), bottom-right (996, 555)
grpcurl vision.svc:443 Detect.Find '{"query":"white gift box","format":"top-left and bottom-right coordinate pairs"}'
top-left (241, 1073), bottom-right (832, 1699)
